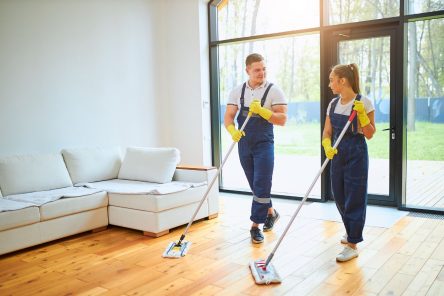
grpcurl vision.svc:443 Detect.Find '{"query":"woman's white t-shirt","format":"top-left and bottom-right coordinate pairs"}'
top-left (326, 95), bottom-right (375, 131)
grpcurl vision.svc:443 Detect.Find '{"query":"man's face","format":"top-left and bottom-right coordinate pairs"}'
top-left (246, 61), bottom-right (266, 86)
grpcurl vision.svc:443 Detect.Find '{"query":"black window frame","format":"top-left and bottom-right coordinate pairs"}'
top-left (208, 0), bottom-right (444, 215)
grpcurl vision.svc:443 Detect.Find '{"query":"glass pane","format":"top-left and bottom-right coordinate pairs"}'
top-left (217, 0), bottom-right (319, 40)
top-left (219, 34), bottom-right (321, 198)
top-left (406, 19), bottom-right (444, 210)
top-left (408, 0), bottom-right (444, 14)
top-left (338, 36), bottom-right (391, 197)
top-left (327, 0), bottom-right (399, 25)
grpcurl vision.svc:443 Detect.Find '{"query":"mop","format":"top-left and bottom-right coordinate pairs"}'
top-left (250, 110), bottom-right (357, 284)
top-left (163, 112), bottom-right (253, 258)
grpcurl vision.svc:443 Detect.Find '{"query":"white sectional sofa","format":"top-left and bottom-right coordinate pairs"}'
top-left (0, 147), bottom-right (218, 256)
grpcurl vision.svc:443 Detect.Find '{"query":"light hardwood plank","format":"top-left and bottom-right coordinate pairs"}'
top-left (1, 196), bottom-right (443, 296)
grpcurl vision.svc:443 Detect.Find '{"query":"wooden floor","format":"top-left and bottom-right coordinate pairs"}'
top-left (1, 196), bottom-right (444, 296)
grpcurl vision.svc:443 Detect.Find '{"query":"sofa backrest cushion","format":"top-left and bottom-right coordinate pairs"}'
top-left (62, 147), bottom-right (122, 184)
top-left (118, 147), bottom-right (180, 183)
top-left (0, 153), bottom-right (73, 196)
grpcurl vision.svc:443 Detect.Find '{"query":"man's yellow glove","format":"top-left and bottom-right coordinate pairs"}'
top-left (322, 138), bottom-right (338, 160)
top-left (249, 100), bottom-right (273, 120)
top-left (353, 100), bottom-right (370, 127)
top-left (227, 124), bottom-right (245, 142)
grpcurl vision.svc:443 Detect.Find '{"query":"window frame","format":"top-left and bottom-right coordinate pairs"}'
top-left (208, 0), bottom-right (444, 214)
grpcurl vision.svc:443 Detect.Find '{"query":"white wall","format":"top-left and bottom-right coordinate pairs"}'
top-left (0, 0), bottom-right (212, 166)
top-left (158, 0), bottom-right (212, 166)
top-left (0, 0), bottom-right (164, 156)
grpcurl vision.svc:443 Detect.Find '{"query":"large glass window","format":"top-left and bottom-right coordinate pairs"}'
top-left (327, 0), bottom-right (399, 25)
top-left (407, 0), bottom-right (444, 14)
top-left (217, 0), bottom-right (319, 40)
top-left (219, 34), bottom-right (321, 198)
top-left (210, 0), bottom-right (444, 213)
top-left (406, 18), bottom-right (444, 210)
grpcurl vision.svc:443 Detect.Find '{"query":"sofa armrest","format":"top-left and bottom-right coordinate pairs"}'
top-left (173, 165), bottom-right (217, 183)
top-left (173, 165), bottom-right (219, 216)
top-left (175, 165), bottom-right (216, 171)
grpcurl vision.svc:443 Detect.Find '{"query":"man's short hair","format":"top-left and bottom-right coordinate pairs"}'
top-left (245, 53), bottom-right (264, 66)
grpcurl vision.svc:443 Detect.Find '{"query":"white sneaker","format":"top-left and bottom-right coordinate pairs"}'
top-left (340, 234), bottom-right (348, 244)
top-left (336, 246), bottom-right (358, 262)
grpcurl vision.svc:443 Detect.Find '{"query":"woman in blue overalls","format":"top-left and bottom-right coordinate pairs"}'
top-left (322, 63), bottom-right (376, 262)
top-left (224, 53), bottom-right (287, 244)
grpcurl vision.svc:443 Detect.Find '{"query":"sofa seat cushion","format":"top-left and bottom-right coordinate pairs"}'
top-left (39, 191), bottom-right (108, 221)
top-left (0, 206), bottom-right (40, 231)
top-left (108, 185), bottom-right (207, 212)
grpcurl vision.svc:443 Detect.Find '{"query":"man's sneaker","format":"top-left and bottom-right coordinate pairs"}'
top-left (250, 227), bottom-right (264, 244)
top-left (263, 209), bottom-right (280, 232)
top-left (336, 246), bottom-right (358, 262)
top-left (341, 234), bottom-right (348, 244)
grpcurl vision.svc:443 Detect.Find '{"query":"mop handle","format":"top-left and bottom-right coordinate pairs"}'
top-left (265, 111), bottom-right (357, 267)
top-left (179, 112), bottom-right (253, 242)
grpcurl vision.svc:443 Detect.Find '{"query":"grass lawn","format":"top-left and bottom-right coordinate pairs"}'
top-left (221, 121), bottom-right (444, 161)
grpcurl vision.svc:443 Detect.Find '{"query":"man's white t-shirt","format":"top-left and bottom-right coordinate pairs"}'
top-left (326, 95), bottom-right (375, 132)
top-left (228, 81), bottom-right (287, 109)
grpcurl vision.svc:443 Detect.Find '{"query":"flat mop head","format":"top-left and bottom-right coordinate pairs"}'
top-left (249, 260), bottom-right (282, 285)
top-left (162, 240), bottom-right (192, 258)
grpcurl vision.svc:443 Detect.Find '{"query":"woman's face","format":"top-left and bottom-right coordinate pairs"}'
top-left (328, 72), bottom-right (343, 94)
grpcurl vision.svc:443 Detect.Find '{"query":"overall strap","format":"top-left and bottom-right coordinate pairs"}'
top-left (240, 83), bottom-right (247, 108)
top-left (261, 83), bottom-right (273, 106)
top-left (329, 97), bottom-right (340, 118)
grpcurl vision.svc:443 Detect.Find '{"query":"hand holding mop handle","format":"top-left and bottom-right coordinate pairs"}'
top-left (177, 112), bottom-right (253, 245)
top-left (264, 110), bottom-right (357, 268)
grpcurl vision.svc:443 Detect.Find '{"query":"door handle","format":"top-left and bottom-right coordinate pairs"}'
top-left (382, 127), bottom-right (395, 140)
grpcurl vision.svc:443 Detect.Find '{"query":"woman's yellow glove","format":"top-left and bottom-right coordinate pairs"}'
top-left (353, 100), bottom-right (370, 127)
top-left (227, 124), bottom-right (245, 142)
top-left (322, 138), bottom-right (338, 160)
top-left (249, 100), bottom-right (272, 120)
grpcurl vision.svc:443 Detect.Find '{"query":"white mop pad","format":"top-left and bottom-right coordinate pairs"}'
top-left (162, 241), bottom-right (192, 258)
top-left (249, 260), bottom-right (282, 285)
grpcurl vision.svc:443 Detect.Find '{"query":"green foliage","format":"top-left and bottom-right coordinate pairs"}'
top-left (268, 122), bottom-right (444, 161)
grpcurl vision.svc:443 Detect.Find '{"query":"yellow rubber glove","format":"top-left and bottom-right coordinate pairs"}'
top-left (227, 124), bottom-right (245, 142)
top-left (249, 100), bottom-right (273, 120)
top-left (322, 138), bottom-right (338, 160)
top-left (353, 100), bottom-right (370, 127)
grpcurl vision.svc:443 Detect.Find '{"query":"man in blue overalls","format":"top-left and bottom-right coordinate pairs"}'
top-left (224, 53), bottom-right (288, 244)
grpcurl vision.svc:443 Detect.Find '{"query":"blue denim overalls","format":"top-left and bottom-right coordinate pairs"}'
top-left (329, 94), bottom-right (369, 244)
top-left (237, 82), bottom-right (274, 224)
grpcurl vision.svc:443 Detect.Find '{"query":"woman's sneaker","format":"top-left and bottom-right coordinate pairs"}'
top-left (250, 227), bottom-right (264, 244)
top-left (263, 210), bottom-right (280, 232)
top-left (336, 246), bottom-right (358, 262)
top-left (341, 234), bottom-right (348, 244)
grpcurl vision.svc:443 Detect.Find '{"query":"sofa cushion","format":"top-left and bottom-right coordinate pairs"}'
top-left (108, 185), bottom-right (207, 212)
top-left (62, 147), bottom-right (122, 184)
top-left (0, 206), bottom-right (40, 231)
top-left (0, 153), bottom-right (73, 196)
top-left (39, 191), bottom-right (108, 221)
top-left (118, 147), bottom-right (180, 184)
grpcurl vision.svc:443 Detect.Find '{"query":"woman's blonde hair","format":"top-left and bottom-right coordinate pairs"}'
top-left (331, 63), bottom-right (360, 94)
